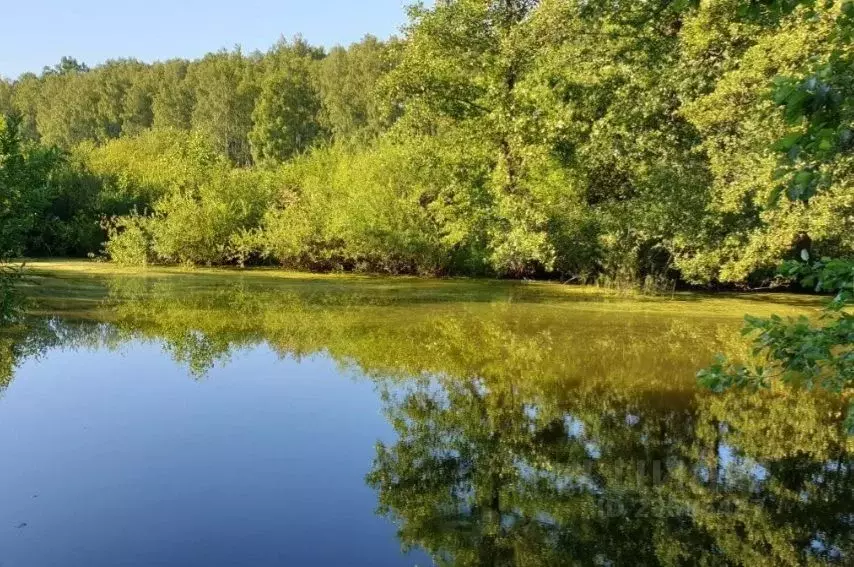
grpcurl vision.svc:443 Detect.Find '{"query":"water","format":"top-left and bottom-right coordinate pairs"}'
top-left (1, 346), bottom-right (411, 566)
top-left (0, 268), bottom-right (848, 566)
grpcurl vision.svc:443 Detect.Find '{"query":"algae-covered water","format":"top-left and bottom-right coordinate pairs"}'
top-left (0, 263), bottom-right (847, 566)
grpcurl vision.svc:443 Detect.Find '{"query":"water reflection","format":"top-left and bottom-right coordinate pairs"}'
top-left (2, 272), bottom-right (851, 565)
top-left (369, 376), bottom-right (853, 566)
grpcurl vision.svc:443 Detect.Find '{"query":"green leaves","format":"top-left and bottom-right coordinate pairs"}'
top-left (697, 354), bottom-right (768, 392)
top-left (249, 45), bottom-right (324, 164)
top-left (0, 0), bottom-right (852, 287)
top-left (0, 115), bottom-right (55, 323)
top-left (677, 0), bottom-right (854, 282)
top-left (783, 257), bottom-right (852, 298)
top-left (699, 258), bottom-right (854, 409)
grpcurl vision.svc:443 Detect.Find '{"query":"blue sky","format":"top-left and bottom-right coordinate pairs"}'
top-left (1, 0), bottom-right (415, 79)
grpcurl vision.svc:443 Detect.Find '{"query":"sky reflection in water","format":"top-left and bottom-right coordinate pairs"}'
top-left (0, 271), bottom-right (849, 566)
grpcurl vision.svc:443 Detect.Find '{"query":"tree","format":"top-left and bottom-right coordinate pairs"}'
top-left (36, 70), bottom-right (102, 147)
top-left (151, 60), bottom-right (195, 131)
top-left (0, 115), bottom-right (61, 322)
top-left (249, 38), bottom-right (325, 164)
top-left (9, 73), bottom-right (42, 142)
top-left (678, 0), bottom-right (854, 282)
top-left (0, 115), bottom-right (58, 255)
top-left (317, 36), bottom-right (399, 143)
top-left (0, 79), bottom-right (13, 120)
top-left (42, 56), bottom-right (89, 76)
top-left (91, 59), bottom-right (155, 139)
top-left (387, 0), bottom-right (560, 275)
top-left (189, 49), bottom-right (259, 165)
top-left (528, 0), bottom-right (710, 283)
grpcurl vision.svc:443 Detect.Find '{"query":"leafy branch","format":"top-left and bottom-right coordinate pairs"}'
top-left (698, 256), bottom-right (854, 427)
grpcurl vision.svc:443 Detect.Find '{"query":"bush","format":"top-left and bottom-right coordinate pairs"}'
top-left (103, 213), bottom-right (155, 266)
top-left (149, 169), bottom-right (276, 265)
top-left (97, 132), bottom-right (281, 267)
top-left (79, 129), bottom-right (222, 209)
top-left (259, 141), bottom-right (450, 274)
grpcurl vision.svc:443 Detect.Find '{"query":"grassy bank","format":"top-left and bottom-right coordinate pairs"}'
top-left (17, 259), bottom-right (823, 320)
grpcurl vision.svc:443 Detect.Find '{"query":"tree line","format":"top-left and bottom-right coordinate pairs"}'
top-left (1, 0), bottom-right (852, 285)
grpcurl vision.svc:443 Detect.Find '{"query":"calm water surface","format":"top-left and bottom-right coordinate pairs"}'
top-left (0, 269), bottom-right (849, 566)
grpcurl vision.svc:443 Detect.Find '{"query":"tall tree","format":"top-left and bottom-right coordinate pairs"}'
top-left (36, 64), bottom-right (100, 147)
top-left (9, 73), bottom-right (42, 142)
top-left (249, 38), bottom-right (325, 164)
top-left (41, 56), bottom-right (89, 76)
top-left (524, 0), bottom-right (710, 281)
top-left (387, 0), bottom-right (559, 276)
top-left (678, 0), bottom-right (854, 282)
top-left (317, 36), bottom-right (399, 143)
top-left (91, 59), bottom-right (155, 139)
top-left (151, 60), bottom-right (195, 131)
top-left (189, 49), bottom-right (259, 166)
top-left (0, 115), bottom-right (61, 255)
top-left (0, 79), bottom-right (12, 120)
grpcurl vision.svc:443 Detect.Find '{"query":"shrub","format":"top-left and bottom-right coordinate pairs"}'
top-left (103, 213), bottom-right (155, 266)
top-left (259, 142), bottom-right (449, 274)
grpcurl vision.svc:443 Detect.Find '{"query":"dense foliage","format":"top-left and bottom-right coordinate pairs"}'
top-left (0, 1), bottom-right (852, 284)
top-left (1, 114), bottom-right (63, 322)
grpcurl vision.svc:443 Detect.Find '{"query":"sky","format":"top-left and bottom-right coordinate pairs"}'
top-left (0, 0), bottom-right (415, 79)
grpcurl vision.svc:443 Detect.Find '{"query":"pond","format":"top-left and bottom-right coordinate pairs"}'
top-left (0, 265), bottom-right (849, 566)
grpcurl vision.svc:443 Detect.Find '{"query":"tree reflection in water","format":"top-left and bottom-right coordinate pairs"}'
top-left (3, 272), bottom-right (849, 565)
top-left (369, 376), bottom-right (853, 566)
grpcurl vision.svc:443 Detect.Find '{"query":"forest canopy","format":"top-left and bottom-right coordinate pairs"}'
top-left (1, 0), bottom-right (852, 285)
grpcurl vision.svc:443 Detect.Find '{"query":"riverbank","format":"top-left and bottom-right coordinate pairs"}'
top-left (16, 259), bottom-right (823, 320)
